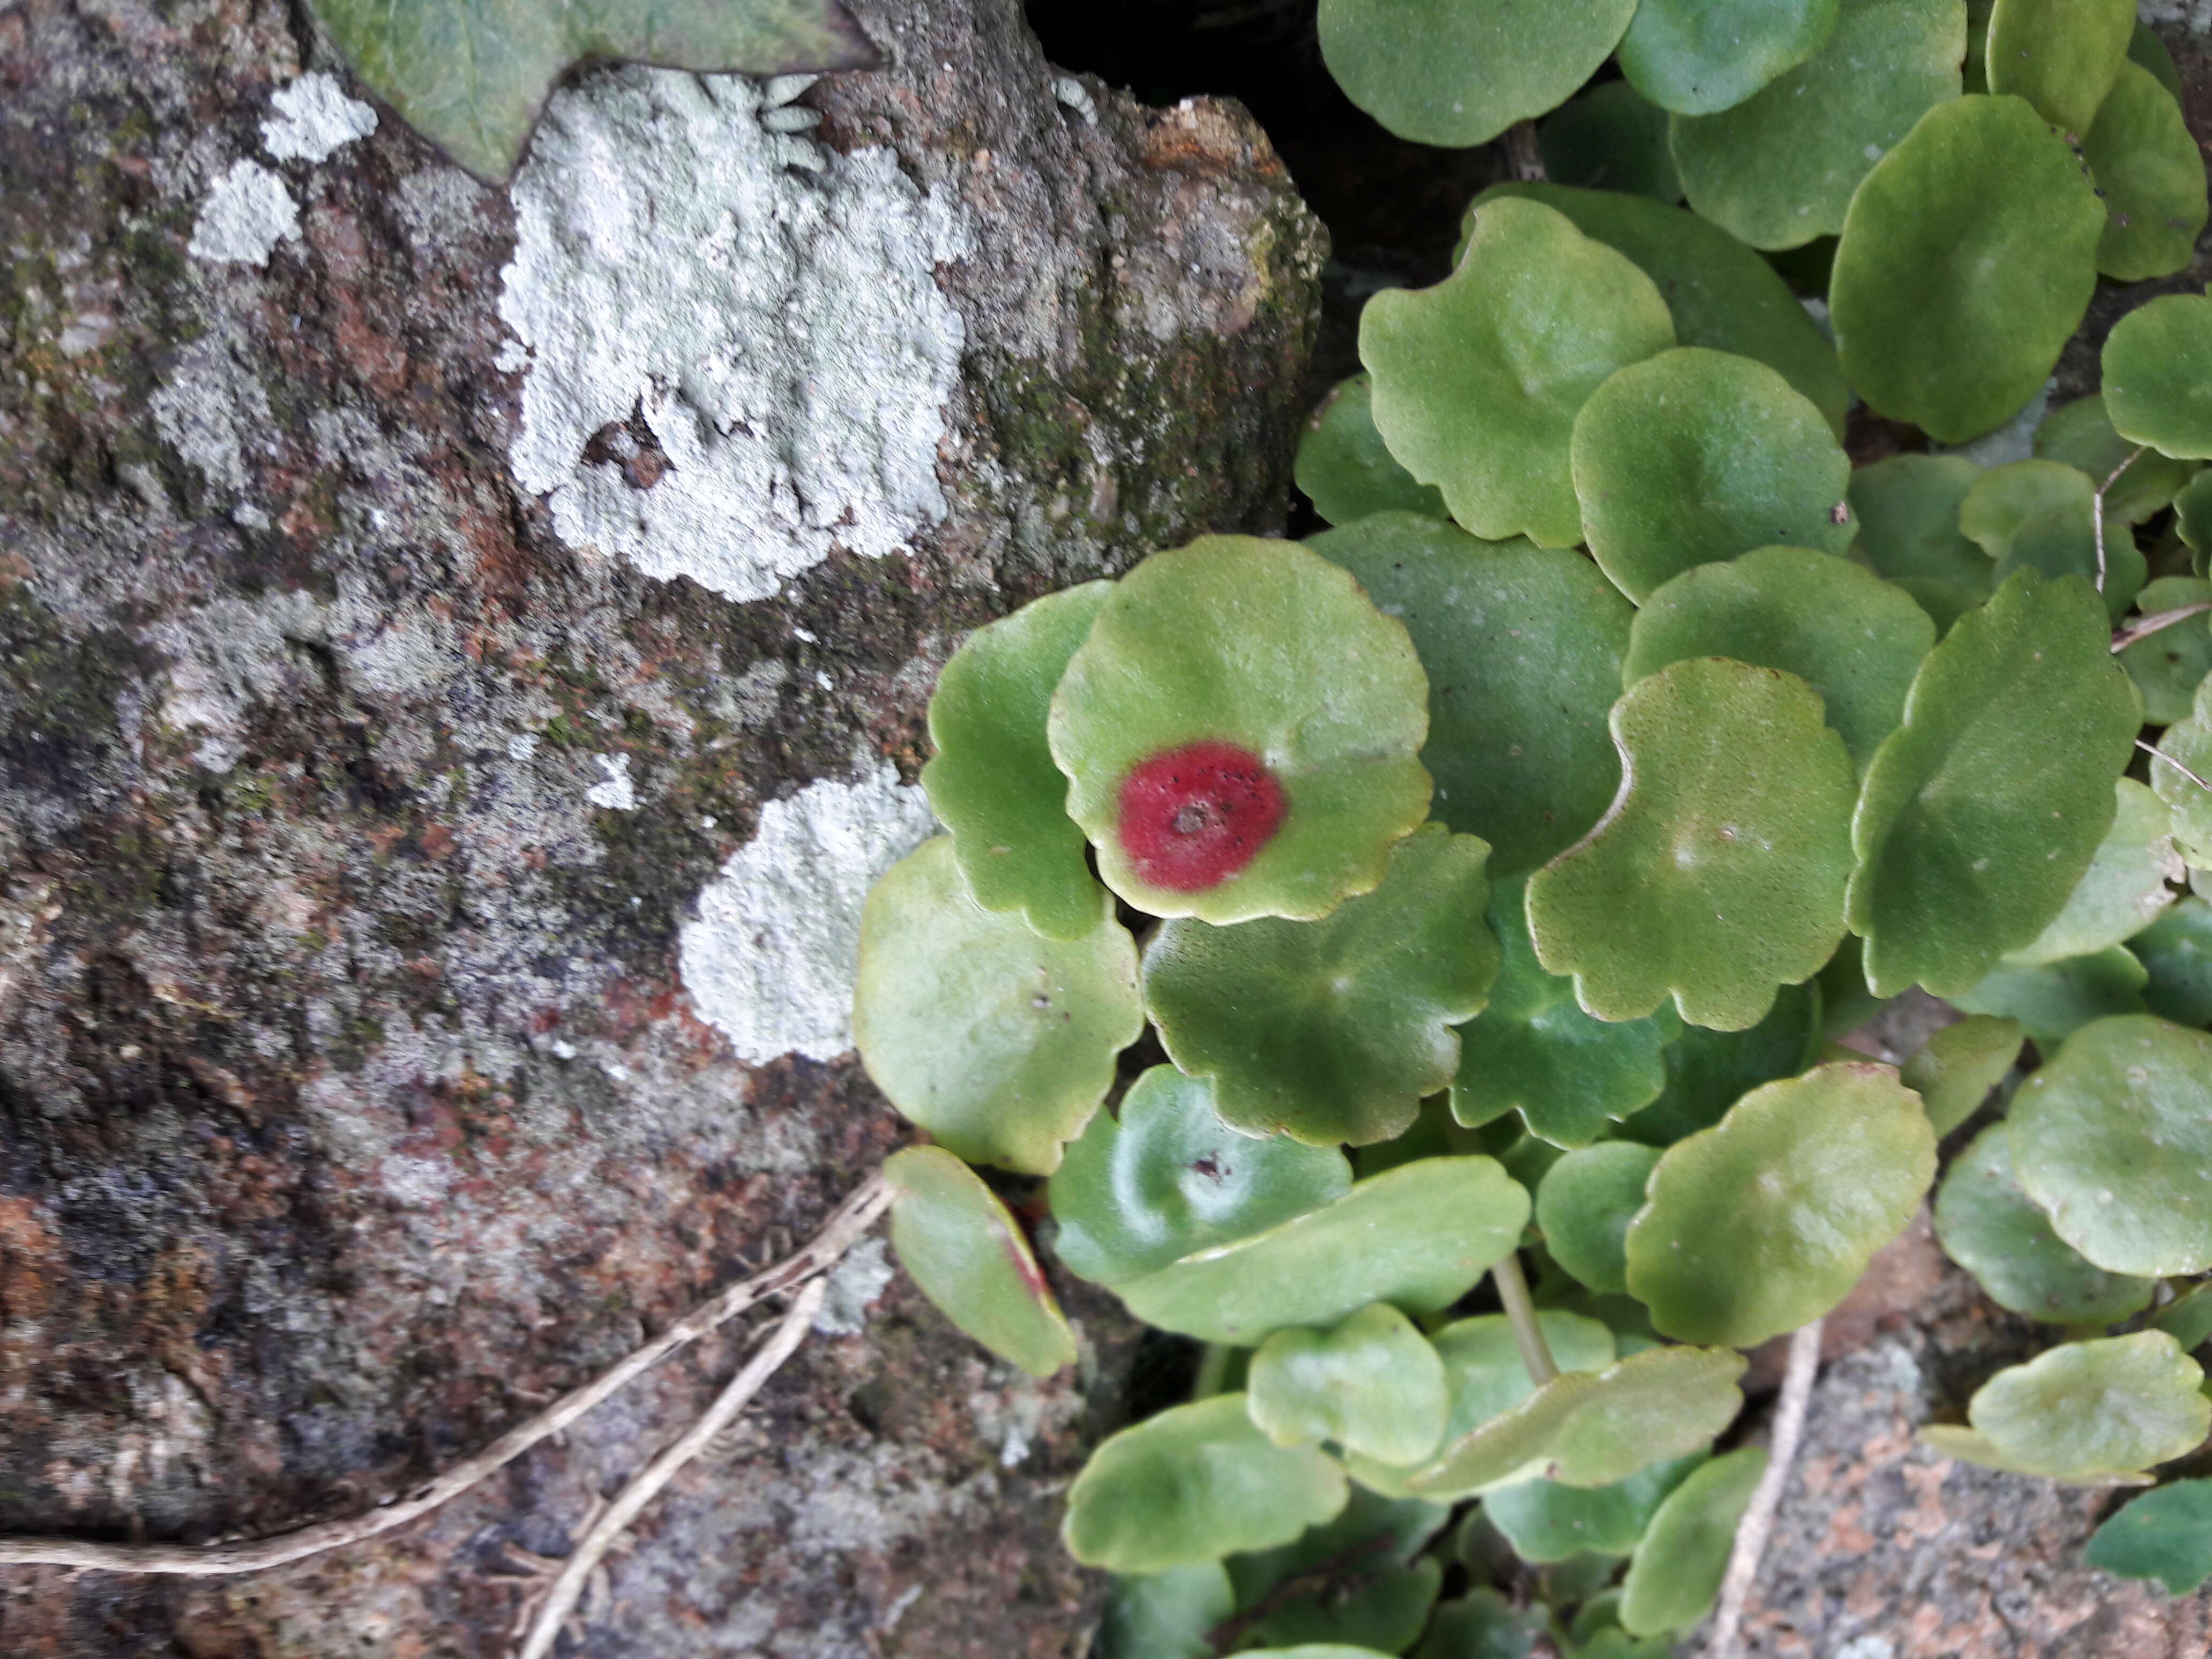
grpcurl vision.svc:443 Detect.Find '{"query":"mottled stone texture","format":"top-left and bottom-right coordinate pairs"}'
top-left (0, 0), bottom-right (1321, 1651)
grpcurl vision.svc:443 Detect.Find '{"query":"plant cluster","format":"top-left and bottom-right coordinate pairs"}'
top-left (851, 1), bottom-right (2212, 1651)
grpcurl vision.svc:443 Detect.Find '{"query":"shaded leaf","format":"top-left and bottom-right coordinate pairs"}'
top-left (1899, 1012), bottom-right (2024, 1136)
top-left (1414, 1590), bottom-right (1550, 1659)
top-left (1098, 1563), bottom-right (1235, 1659)
top-left (2119, 577), bottom-right (2212, 726)
top-left (1960, 459), bottom-right (2142, 623)
top-left (2179, 470), bottom-right (2212, 557)
top-left (1626, 1063), bottom-right (1936, 1346)
top-left (1933, 1123), bottom-right (2157, 1324)
top-left (1296, 376), bottom-right (1451, 528)
top-left (2083, 61), bottom-right (2209, 282)
top-left (1230, 1491), bottom-right (1451, 1654)
top-left (2033, 393), bottom-right (2198, 526)
top-left (1249, 1304), bottom-right (1451, 1467)
top-left (1618, 1447), bottom-right (1766, 1635)
top-left (1617, 981), bottom-right (1824, 1147)
top-left (2132, 20), bottom-right (2186, 101)
top-left (2004, 781), bottom-right (2181, 965)
top-left (2133, 895), bottom-right (2212, 1027)
top-left (1540, 82), bottom-right (1683, 201)
top-left (1536, 1144), bottom-right (1665, 1297)
top-left (884, 1146), bottom-right (1077, 1377)
top-left (1955, 946), bottom-right (2150, 1046)
top-left (1937, 1331), bottom-right (2209, 1481)
top-left (2155, 1283), bottom-right (2212, 1352)
top-left (2084, 1480), bottom-right (2212, 1595)
top-left (1483, 1452), bottom-right (1705, 1564)
top-left (854, 838), bottom-right (1141, 1174)
top-left (2103, 292), bottom-right (2212, 460)
top-left (1983, 0), bottom-right (2133, 134)
top-left (1619, 0), bottom-right (1839, 115)
top-left (1848, 454), bottom-right (1998, 595)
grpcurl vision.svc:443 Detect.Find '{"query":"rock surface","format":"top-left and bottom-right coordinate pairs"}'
top-left (0, 0), bottom-right (1321, 1653)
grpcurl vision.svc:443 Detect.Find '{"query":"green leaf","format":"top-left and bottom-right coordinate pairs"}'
top-left (1917, 1424), bottom-right (2154, 1486)
top-left (2155, 1283), bottom-right (2212, 1351)
top-left (1617, 981), bottom-right (1823, 1147)
top-left (2009, 1013), bottom-right (2212, 1275)
top-left (2153, 676), bottom-right (2212, 865)
top-left (1064, 1394), bottom-right (1351, 1573)
top-left (1624, 545), bottom-right (1934, 771)
top-left (2103, 292), bottom-right (2212, 461)
top-left (1049, 1065), bottom-right (1353, 1288)
top-left (1048, 536), bottom-right (1432, 924)
top-left (1536, 1144), bottom-right (1665, 1296)
top-left (1296, 376), bottom-right (1451, 528)
top-left (1983, 0), bottom-right (2134, 134)
top-left (2131, 19), bottom-right (2186, 102)
top-left (883, 1146), bottom-right (1077, 1377)
top-left (1617, 1447), bottom-right (1767, 1635)
top-left (1483, 1452), bottom-right (1705, 1564)
top-left (2083, 61), bottom-right (2210, 281)
top-left (1229, 1491), bottom-right (1451, 1654)
top-left (1527, 657), bottom-right (1857, 1031)
top-left (1955, 946), bottom-right (2150, 1046)
top-left (1117, 1157), bottom-right (1532, 1346)
top-left (1309, 514), bottom-right (1635, 874)
top-left (1669, 0), bottom-right (1964, 250)
top-left (1831, 94), bottom-right (2104, 443)
top-left (2180, 470), bottom-right (2212, 558)
top-left (1453, 876), bottom-right (1682, 1148)
top-left (2084, 1480), bottom-right (2212, 1595)
top-left (1938, 1331), bottom-right (2210, 1481)
top-left (1847, 570), bottom-right (2140, 998)
top-left (2119, 578), bottom-right (2212, 725)
top-left (2004, 781), bottom-right (2182, 965)
top-left (1959, 459), bottom-right (2143, 623)
top-left (2033, 394), bottom-right (2199, 527)
top-left (1414, 1591), bottom-right (1550, 1659)
top-left (1363, 198), bottom-right (1676, 548)
top-left (1818, 935), bottom-right (1894, 1038)
top-left (1626, 1062), bottom-right (1937, 1346)
top-left (922, 583), bottom-right (1114, 940)
top-left (1899, 1013), bottom-right (2024, 1135)
top-left (1572, 352), bottom-right (1854, 603)
top-left (314, 0), bottom-right (876, 182)
top-left (1539, 82), bottom-right (1683, 202)
top-left (1572, 1630), bottom-right (1675, 1659)
top-left (1346, 1311), bottom-right (1617, 1499)
top-left (1407, 1345), bottom-right (1747, 1494)
top-left (1462, 191), bottom-right (1850, 443)
top-left (854, 838), bottom-right (1142, 1175)
top-left (1098, 1563), bottom-right (1236, 1659)
top-left (1249, 1304), bottom-right (1452, 1467)
top-left (2133, 895), bottom-right (2212, 1027)
top-left (1848, 454), bottom-right (1998, 596)
top-left (1145, 825), bottom-right (1498, 1147)
top-left (1933, 1123), bottom-right (2157, 1324)
top-left (1315, 0), bottom-right (1638, 148)
top-left (1619, 0), bottom-right (1839, 115)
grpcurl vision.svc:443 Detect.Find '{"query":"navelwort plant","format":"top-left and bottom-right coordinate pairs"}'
top-left (848, 2), bottom-right (2212, 1653)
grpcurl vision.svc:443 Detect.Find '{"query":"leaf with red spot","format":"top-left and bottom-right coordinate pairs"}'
top-left (884, 1146), bottom-right (1077, 1378)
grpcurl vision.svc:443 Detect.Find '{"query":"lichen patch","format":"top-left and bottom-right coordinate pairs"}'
top-left (260, 72), bottom-right (379, 164)
top-left (188, 160), bottom-right (300, 266)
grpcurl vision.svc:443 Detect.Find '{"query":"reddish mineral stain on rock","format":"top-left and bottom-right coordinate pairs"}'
top-left (1116, 740), bottom-right (1286, 891)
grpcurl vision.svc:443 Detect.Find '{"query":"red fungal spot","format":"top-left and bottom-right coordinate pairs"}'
top-left (1116, 740), bottom-right (1286, 892)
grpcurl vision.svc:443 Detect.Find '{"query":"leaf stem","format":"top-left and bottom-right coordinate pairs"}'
top-left (2142, 737), bottom-right (2212, 792)
top-left (1492, 1251), bottom-right (1559, 1386)
top-left (2091, 445), bottom-right (2149, 595)
top-left (1709, 1317), bottom-right (1824, 1658)
top-left (2111, 601), bottom-right (2212, 653)
top-left (1504, 120), bottom-right (1545, 183)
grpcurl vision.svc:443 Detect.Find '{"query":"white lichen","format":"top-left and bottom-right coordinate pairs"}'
top-left (678, 764), bottom-right (936, 1063)
top-left (2140, 1), bottom-right (2212, 34)
top-left (261, 72), bottom-right (379, 163)
top-left (188, 160), bottom-right (301, 266)
top-left (812, 1236), bottom-right (894, 1335)
top-left (586, 752), bottom-right (638, 810)
top-left (496, 68), bottom-right (971, 604)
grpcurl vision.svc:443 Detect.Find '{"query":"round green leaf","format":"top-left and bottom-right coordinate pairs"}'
top-left (1848, 454), bottom-right (1998, 596)
top-left (1958, 459), bottom-right (2094, 558)
top-left (1984, 0), bottom-right (2134, 134)
top-left (1098, 1563), bottom-right (1235, 1659)
top-left (2119, 577), bottom-right (2212, 725)
top-left (1145, 825), bottom-right (1498, 1147)
top-left (1415, 1591), bottom-right (1550, 1659)
top-left (921, 582), bottom-right (1112, 940)
top-left (1536, 1145), bottom-right (1664, 1298)
top-left (1483, 1452), bottom-right (1706, 1564)
top-left (1669, 0), bottom-right (1964, 250)
top-left (1848, 570), bottom-right (2141, 998)
top-left (2004, 780), bottom-right (2182, 965)
top-left (2034, 393), bottom-right (2199, 527)
top-left (2133, 895), bottom-right (2212, 1027)
top-left (1899, 1012), bottom-right (2024, 1136)
top-left (2152, 676), bottom-right (2212, 865)
top-left (1832, 94), bottom-right (2104, 443)
top-left (1064, 1394), bottom-right (1351, 1573)
top-left (1407, 1344), bottom-right (1748, 1494)
top-left (1296, 375), bottom-right (1450, 529)
top-left (1626, 1062), bottom-right (1937, 1346)
top-left (1953, 1331), bottom-right (2210, 1480)
top-left (1625, 545), bottom-right (1934, 772)
top-left (1618, 981), bottom-right (1824, 1147)
top-left (2132, 20), bottom-right (2186, 101)
top-left (2084, 1479), bottom-right (2212, 1595)
top-left (1346, 1311), bottom-right (1617, 1499)
top-left (1230, 1491), bottom-right (1449, 1654)
top-left (1050, 1065), bottom-right (1354, 1288)
top-left (1363, 198), bottom-right (1676, 548)
top-left (1934, 1123), bottom-right (2157, 1323)
top-left (1572, 352), bottom-right (1854, 603)
top-left (1527, 657), bottom-right (1857, 1032)
top-left (1466, 184), bottom-right (1849, 438)
top-left (2178, 469), bottom-right (2212, 556)
top-left (1958, 458), bottom-right (2144, 623)
top-left (1316, 0), bottom-right (1638, 148)
top-left (1309, 514), bottom-right (1634, 874)
top-left (1117, 1157), bottom-right (1533, 1346)
top-left (1917, 1424), bottom-right (2154, 1485)
top-left (1539, 81), bottom-right (1683, 201)
top-left (1048, 536), bottom-right (1432, 924)
top-left (2011, 1013), bottom-right (2212, 1275)
top-left (2083, 60), bottom-right (2209, 281)
top-left (884, 1146), bottom-right (1078, 1378)
top-left (1953, 946), bottom-right (2151, 1045)
top-left (1618, 1446), bottom-right (1767, 1635)
top-left (1454, 877), bottom-right (1682, 1148)
top-left (2106, 293), bottom-right (2212, 461)
top-left (1619, 0), bottom-right (1839, 115)
top-left (1249, 1303), bottom-right (1452, 1467)
top-left (854, 838), bottom-right (1142, 1175)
